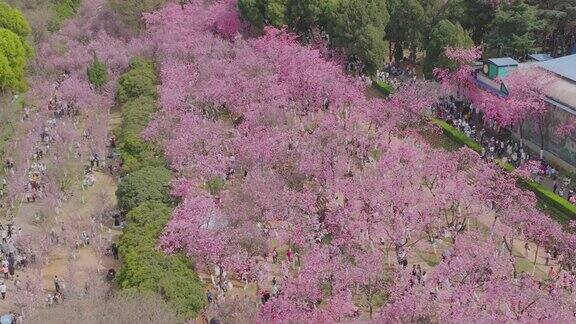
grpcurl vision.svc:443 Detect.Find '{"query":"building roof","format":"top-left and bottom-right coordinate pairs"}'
top-left (546, 76), bottom-right (576, 112)
top-left (528, 53), bottom-right (553, 62)
top-left (488, 57), bottom-right (518, 67)
top-left (537, 54), bottom-right (576, 82)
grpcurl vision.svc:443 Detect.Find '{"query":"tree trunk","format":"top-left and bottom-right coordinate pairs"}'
top-left (518, 123), bottom-right (524, 147)
top-left (532, 244), bottom-right (539, 276)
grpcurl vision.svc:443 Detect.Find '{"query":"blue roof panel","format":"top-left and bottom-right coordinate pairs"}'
top-left (537, 54), bottom-right (576, 82)
top-left (528, 53), bottom-right (553, 62)
top-left (488, 57), bottom-right (519, 67)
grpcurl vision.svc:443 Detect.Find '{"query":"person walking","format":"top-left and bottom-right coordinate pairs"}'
top-left (1, 263), bottom-right (8, 280)
top-left (271, 248), bottom-right (278, 264)
top-left (111, 242), bottom-right (119, 260)
top-left (0, 281), bottom-right (7, 300)
top-left (54, 275), bottom-right (60, 293)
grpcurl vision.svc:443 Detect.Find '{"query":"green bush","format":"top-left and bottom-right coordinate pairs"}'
top-left (0, 27), bottom-right (29, 91)
top-left (433, 118), bottom-right (482, 153)
top-left (116, 59), bottom-right (157, 104)
top-left (0, 1), bottom-right (31, 38)
top-left (519, 178), bottom-right (576, 223)
top-left (115, 56), bottom-right (206, 319)
top-left (117, 135), bottom-right (164, 174)
top-left (117, 202), bottom-right (206, 319)
top-left (47, 0), bottom-right (81, 32)
top-left (206, 177), bottom-right (225, 195)
top-left (116, 95), bottom-right (164, 173)
top-left (116, 166), bottom-right (172, 211)
top-left (120, 96), bottom-right (157, 135)
top-left (372, 79), bottom-right (394, 96)
top-left (87, 55), bottom-right (108, 88)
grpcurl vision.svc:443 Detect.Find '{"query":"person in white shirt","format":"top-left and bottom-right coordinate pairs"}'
top-left (0, 281), bottom-right (7, 299)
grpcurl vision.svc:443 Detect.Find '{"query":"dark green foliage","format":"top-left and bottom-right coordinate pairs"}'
top-left (117, 201), bottom-right (206, 319)
top-left (116, 58), bottom-right (157, 104)
top-left (423, 19), bottom-right (473, 77)
top-left (116, 96), bottom-right (164, 173)
top-left (206, 177), bottom-right (226, 195)
top-left (386, 0), bottom-right (425, 62)
top-left (326, 0), bottom-right (389, 72)
top-left (116, 166), bottom-right (172, 211)
top-left (238, 0), bottom-right (389, 73)
top-left (115, 58), bottom-right (163, 173)
top-left (114, 56), bottom-right (206, 319)
top-left (87, 55), bottom-right (108, 88)
top-left (486, 0), bottom-right (542, 57)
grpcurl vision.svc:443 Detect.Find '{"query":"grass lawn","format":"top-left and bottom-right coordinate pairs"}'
top-left (415, 251), bottom-right (441, 267)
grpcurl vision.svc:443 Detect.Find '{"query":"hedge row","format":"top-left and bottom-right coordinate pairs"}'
top-left (433, 118), bottom-right (576, 222)
top-left (114, 58), bottom-right (164, 174)
top-left (372, 78), bottom-right (394, 96)
top-left (433, 119), bottom-right (483, 153)
top-left (115, 58), bottom-right (205, 319)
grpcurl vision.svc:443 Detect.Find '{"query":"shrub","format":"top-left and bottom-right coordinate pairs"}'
top-left (372, 79), bottom-right (394, 96)
top-left (0, 27), bottom-right (29, 91)
top-left (0, 1), bottom-right (31, 38)
top-left (116, 166), bottom-right (172, 211)
top-left (115, 92), bottom-right (164, 173)
top-left (518, 178), bottom-right (576, 223)
top-left (117, 201), bottom-right (206, 319)
top-left (206, 177), bottom-right (225, 195)
top-left (47, 0), bottom-right (81, 32)
top-left (433, 118), bottom-right (482, 153)
top-left (87, 55), bottom-right (108, 88)
top-left (120, 95), bottom-right (157, 135)
top-left (116, 58), bottom-right (157, 103)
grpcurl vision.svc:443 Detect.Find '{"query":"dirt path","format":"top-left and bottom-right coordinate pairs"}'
top-left (0, 111), bottom-right (122, 314)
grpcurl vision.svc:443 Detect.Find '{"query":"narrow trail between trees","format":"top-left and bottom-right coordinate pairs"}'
top-left (0, 111), bottom-right (122, 314)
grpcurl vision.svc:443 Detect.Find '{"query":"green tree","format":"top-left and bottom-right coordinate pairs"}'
top-left (423, 19), bottom-right (473, 77)
top-left (238, 0), bottom-right (288, 28)
top-left (386, 0), bottom-right (425, 62)
top-left (486, 0), bottom-right (542, 57)
top-left (0, 1), bottom-right (31, 38)
top-left (284, 0), bottom-right (325, 35)
top-left (327, 0), bottom-right (389, 72)
top-left (87, 54), bottom-right (108, 88)
top-left (116, 166), bottom-right (172, 211)
top-left (0, 28), bottom-right (28, 91)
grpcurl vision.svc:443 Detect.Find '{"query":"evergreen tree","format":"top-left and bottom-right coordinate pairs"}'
top-left (487, 0), bottom-right (542, 57)
top-left (423, 19), bottom-right (473, 77)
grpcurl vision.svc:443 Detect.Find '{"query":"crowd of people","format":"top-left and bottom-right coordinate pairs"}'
top-left (434, 96), bottom-right (576, 204)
